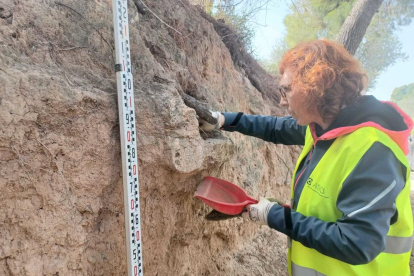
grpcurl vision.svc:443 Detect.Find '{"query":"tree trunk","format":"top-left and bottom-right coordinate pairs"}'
top-left (336, 0), bottom-right (384, 55)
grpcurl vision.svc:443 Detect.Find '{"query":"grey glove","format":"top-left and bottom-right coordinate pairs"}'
top-left (198, 111), bottom-right (223, 132)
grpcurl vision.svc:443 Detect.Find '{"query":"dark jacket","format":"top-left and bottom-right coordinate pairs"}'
top-left (221, 95), bottom-right (412, 265)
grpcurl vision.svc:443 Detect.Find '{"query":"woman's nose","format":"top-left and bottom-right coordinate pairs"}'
top-left (280, 96), bottom-right (288, 107)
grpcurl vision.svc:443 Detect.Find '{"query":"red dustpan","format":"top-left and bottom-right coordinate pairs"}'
top-left (194, 176), bottom-right (258, 215)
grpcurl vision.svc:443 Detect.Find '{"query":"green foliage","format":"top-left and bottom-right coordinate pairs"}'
top-left (201, 0), bottom-right (257, 52)
top-left (355, 0), bottom-right (411, 87)
top-left (391, 83), bottom-right (414, 102)
top-left (391, 83), bottom-right (414, 134)
top-left (393, 97), bottom-right (414, 123)
top-left (264, 0), bottom-right (414, 88)
top-left (204, 0), bottom-right (214, 14)
top-left (260, 39), bottom-right (289, 74)
top-left (284, 0), bottom-right (354, 47)
top-left (215, 8), bottom-right (255, 52)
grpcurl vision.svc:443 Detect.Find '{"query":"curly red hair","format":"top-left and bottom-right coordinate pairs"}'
top-left (279, 39), bottom-right (368, 122)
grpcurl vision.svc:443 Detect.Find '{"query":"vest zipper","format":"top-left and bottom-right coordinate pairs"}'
top-left (293, 146), bottom-right (314, 190)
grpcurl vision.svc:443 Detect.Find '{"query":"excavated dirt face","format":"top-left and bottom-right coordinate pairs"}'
top-left (0, 1), bottom-right (296, 275)
top-left (2, 1), bottom-right (411, 276)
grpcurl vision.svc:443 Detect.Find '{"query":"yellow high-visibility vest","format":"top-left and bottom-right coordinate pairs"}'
top-left (288, 126), bottom-right (413, 276)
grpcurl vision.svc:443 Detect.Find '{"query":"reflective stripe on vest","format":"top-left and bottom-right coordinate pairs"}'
top-left (384, 235), bottom-right (413, 254)
top-left (291, 235), bottom-right (413, 276)
top-left (292, 262), bottom-right (326, 276)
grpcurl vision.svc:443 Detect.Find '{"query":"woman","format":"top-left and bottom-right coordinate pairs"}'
top-left (199, 39), bottom-right (413, 276)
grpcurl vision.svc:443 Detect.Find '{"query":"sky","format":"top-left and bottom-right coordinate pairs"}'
top-left (246, 1), bottom-right (414, 101)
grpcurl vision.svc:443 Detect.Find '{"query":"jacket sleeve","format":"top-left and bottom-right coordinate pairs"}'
top-left (221, 112), bottom-right (307, 145)
top-left (267, 142), bottom-right (406, 265)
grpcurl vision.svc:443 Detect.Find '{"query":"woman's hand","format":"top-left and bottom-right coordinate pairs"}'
top-left (242, 198), bottom-right (278, 226)
top-left (198, 111), bottom-right (224, 131)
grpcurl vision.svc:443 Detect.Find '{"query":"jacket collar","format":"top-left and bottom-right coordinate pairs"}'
top-left (309, 97), bottom-right (413, 154)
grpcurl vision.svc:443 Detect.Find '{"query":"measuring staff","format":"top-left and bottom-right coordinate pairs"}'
top-left (112, 0), bottom-right (143, 275)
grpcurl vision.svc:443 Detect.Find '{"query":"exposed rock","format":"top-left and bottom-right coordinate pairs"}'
top-left (0, 0), bottom-right (299, 275)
